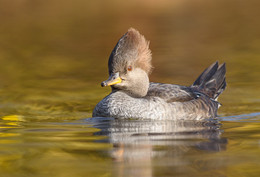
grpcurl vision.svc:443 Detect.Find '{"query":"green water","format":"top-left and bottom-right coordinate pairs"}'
top-left (0, 0), bottom-right (260, 176)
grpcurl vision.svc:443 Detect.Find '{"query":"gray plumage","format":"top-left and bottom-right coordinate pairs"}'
top-left (93, 28), bottom-right (226, 120)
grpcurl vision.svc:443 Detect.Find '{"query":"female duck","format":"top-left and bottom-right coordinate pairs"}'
top-left (93, 28), bottom-right (226, 120)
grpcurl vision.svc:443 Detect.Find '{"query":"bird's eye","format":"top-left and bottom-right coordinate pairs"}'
top-left (127, 66), bottom-right (132, 71)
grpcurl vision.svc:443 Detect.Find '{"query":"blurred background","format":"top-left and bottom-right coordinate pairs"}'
top-left (1, 1), bottom-right (260, 177)
top-left (0, 0), bottom-right (259, 119)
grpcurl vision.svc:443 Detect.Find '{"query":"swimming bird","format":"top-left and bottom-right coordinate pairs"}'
top-left (93, 28), bottom-right (226, 120)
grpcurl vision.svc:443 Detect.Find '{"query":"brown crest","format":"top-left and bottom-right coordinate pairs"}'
top-left (125, 28), bottom-right (153, 74)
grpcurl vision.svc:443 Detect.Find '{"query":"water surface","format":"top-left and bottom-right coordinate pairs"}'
top-left (0, 0), bottom-right (260, 176)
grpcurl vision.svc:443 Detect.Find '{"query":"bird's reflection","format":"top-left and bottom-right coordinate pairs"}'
top-left (88, 117), bottom-right (227, 177)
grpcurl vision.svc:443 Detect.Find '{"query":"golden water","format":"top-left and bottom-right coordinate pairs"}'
top-left (0, 0), bottom-right (260, 176)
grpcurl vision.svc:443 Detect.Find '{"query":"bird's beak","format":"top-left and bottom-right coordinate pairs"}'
top-left (101, 72), bottom-right (122, 87)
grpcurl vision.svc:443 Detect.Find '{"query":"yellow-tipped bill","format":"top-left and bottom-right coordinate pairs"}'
top-left (101, 72), bottom-right (122, 87)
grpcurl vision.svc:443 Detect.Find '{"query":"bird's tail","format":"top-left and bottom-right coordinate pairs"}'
top-left (191, 61), bottom-right (226, 100)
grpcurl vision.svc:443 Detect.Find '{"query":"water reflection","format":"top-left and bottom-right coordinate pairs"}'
top-left (89, 117), bottom-right (227, 177)
top-left (0, 117), bottom-right (112, 177)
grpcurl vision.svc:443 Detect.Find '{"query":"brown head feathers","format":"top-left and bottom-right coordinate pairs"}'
top-left (109, 28), bottom-right (153, 74)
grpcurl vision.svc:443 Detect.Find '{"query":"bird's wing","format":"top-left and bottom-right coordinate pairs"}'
top-left (147, 82), bottom-right (198, 103)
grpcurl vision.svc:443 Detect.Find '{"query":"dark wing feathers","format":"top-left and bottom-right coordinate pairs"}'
top-left (146, 62), bottom-right (226, 103)
top-left (192, 62), bottom-right (226, 100)
top-left (147, 82), bottom-right (197, 103)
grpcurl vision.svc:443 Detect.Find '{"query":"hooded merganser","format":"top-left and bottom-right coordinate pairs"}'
top-left (93, 28), bottom-right (226, 120)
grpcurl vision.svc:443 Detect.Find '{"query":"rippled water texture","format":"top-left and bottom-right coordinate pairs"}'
top-left (0, 0), bottom-right (260, 177)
